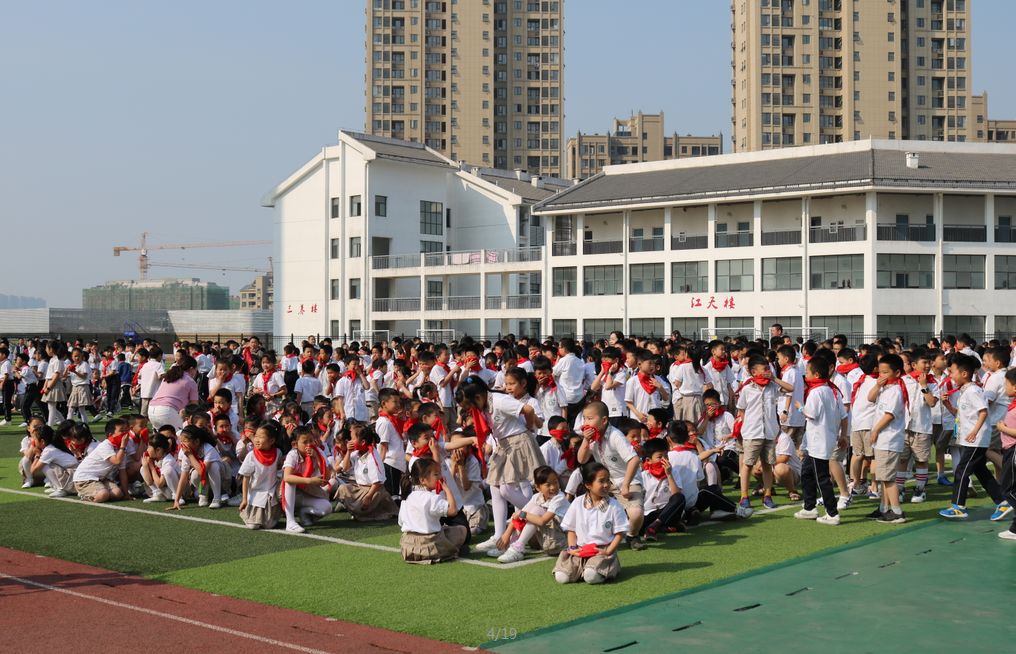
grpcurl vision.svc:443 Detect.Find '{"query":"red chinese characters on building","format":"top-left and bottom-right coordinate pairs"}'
top-left (688, 296), bottom-right (737, 312)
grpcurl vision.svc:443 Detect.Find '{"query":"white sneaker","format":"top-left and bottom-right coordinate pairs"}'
top-left (817, 513), bottom-right (841, 525)
top-left (17, 422), bottom-right (27, 428)
top-left (910, 491), bottom-right (927, 503)
top-left (143, 491), bottom-right (167, 503)
top-left (836, 496), bottom-right (851, 511)
top-left (91, 413), bottom-right (103, 422)
top-left (998, 530), bottom-right (1016, 541)
top-left (43, 487), bottom-right (55, 495)
top-left (208, 501), bottom-right (222, 509)
top-left (497, 547), bottom-right (526, 563)
top-left (49, 489), bottom-right (68, 498)
top-left (710, 509), bottom-right (734, 520)
top-left (473, 536), bottom-right (500, 551)
top-left (485, 547), bottom-right (506, 558)
top-left (286, 522), bottom-right (306, 533)
top-left (0, 419), bottom-right (9, 426)
top-left (794, 508), bottom-right (819, 520)
top-left (20, 482), bottom-right (31, 489)
top-left (735, 505), bottom-right (754, 518)
top-left (198, 495), bottom-right (209, 507)
top-left (227, 495), bottom-right (242, 507)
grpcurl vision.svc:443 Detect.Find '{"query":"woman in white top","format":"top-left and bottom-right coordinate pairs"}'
top-left (40, 341), bottom-right (68, 426)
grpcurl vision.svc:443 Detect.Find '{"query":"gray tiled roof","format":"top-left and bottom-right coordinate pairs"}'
top-left (343, 131), bottom-right (452, 166)
top-left (477, 172), bottom-right (572, 203)
top-left (535, 145), bottom-right (1016, 212)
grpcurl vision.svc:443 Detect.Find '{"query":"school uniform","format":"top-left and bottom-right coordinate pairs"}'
top-left (552, 495), bottom-right (629, 583)
top-left (280, 354), bottom-right (300, 395)
top-left (703, 359), bottom-right (736, 407)
top-left (144, 450), bottom-right (181, 500)
top-left (624, 373), bottom-right (667, 417)
top-left (950, 383), bottom-right (1004, 507)
top-left (671, 362), bottom-right (706, 423)
top-left (67, 361), bottom-right (93, 409)
top-left (335, 447), bottom-right (398, 521)
top-left (429, 364), bottom-right (456, 434)
top-left (237, 449), bottom-right (282, 529)
top-left (17, 363), bottom-right (39, 423)
top-left (540, 438), bottom-right (569, 480)
top-left (775, 430), bottom-right (802, 484)
top-left (598, 368), bottom-right (629, 422)
top-left (179, 442), bottom-right (224, 500)
top-left (72, 439), bottom-right (125, 500)
top-left (376, 413), bottom-right (406, 499)
top-left (736, 381), bottom-right (780, 466)
top-left (800, 384), bottom-right (847, 515)
top-left (902, 374), bottom-right (937, 470)
top-left (585, 425), bottom-right (642, 514)
top-left (250, 369), bottom-right (286, 416)
top-left (778, 365), bottom-right (806, 446)
top-left (704, 409), bottom-right (739, 483)
top-left (534, 383), bottom-right (563, 438)
top-left (398, 488), bottom-right (468, 564)
top-left (669, 445), bottom-right (738, 516)
top-left (872, 384), bottom-right (906, 483)
top-left (552, 353), bottom-right (587, 421)
top-left (982, 369), bottom-right (1008, 453)
top-left (484, 393), bottom-right (546, 486)
top-left (849, 375), bottom-right (879, 458)
top-left (365, 368), bottom-right (384, 419)
top-left (39, 444), bottom-right (78, 492)
top-left (511, 491), bottom-right (569, 554)
top-left (639, 465), bottom-right (686, 535)
top-left (335, 375), bottom-right (369, 422)
top-left (457, 453), bottom-right (489, 534)
top-left (137, 359), bottom-right (164, 416)
top-left (293, 374), bottom-right (322, 414)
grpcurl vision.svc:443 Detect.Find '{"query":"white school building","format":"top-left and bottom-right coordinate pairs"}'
top-left (266, 133), bottom-right (1016, 344)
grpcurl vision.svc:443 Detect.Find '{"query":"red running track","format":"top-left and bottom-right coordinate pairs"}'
top-left (0, 547), bottom-right (479, 654)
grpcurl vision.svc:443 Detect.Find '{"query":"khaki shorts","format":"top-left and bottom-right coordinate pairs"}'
top-left (610, 485), bottom-right (644, 515)
top-left (742, 438), bottom-right (776, 467)
top-left (990, 427), bottom-right (1003, 453)
top-left (935, 426), bottom-right (955, 450)
top-left (850, 430), bottom-right (874, 458)
top-left (902, 431), bottom-right (932, 463)
top-left (674, 394), bottom-right (702, 423)
top-left (74, 479), bottom-right (114, 502)
top-left (873, 449), bottom-right (901, 483)
top-left (782, 426), bottom-right (805, 448)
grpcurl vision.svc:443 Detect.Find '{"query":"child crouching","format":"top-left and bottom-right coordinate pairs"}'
top-left (398, 458), bottom-right (469, 564)
top-left (494, 465), bottom-right (569, 563)
top-left (238, 421), bottom-right (283, 529)
top-left (553, 462), bottom-right (629, 584)
top-left (334, 422), bottom-right (398, 522)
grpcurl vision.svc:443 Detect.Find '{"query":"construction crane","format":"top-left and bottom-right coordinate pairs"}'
top-left (147, 257), bottom-right (273, 274)
top-left (112, 231), bottom-right (271, 280)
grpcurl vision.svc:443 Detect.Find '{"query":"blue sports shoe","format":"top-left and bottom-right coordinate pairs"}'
top-left (937, 475), bottom-right (953, 486)
top-left (763, 496), bottom-right (777, 510)
top-left (739, 497), bottom-right (751, 509)
top-left (939, 504), bottom-right (969, 519)
top-left (990, 501), bottom-right (1013, 522)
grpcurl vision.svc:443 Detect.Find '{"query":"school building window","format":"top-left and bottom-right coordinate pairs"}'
top-left (552, 267), bottom-right (576, 296)
top-left (349, 278), bottom-right (361, 300)
top-left (331, 197), bottom-right (341, 219)
top-left (349, 237), bottom-right (362, 258)
top-left (420, 240), bottom-right (443, 253)
top-left (762, 316), bottom-right (802, 330)
top-left (349, 320), bottom-right (361, 337)
top-left (943, 254), bottom-right (984, 289)
top-left (877, 254), bottom-right (934, 288)
top-left (349, 195), bottom-right (362, 217)
top-left (809, 254), bottom-right (863, 289)
top-left (375, 195), bottom-right (387, 217)
top-left (329, 320), bottom-right (340, 337)
top-left (552, 319), bottom-right (576, 339)
top-left (330, 279), bottom-right (340, 300)
top-left (583, 319), bottom-right (623, 339)
top-left (943, 315), bottom-right (985, 336)
top-left (716, 259), bottom-right (754, 292)
top-left (583, 265), bottom-right (623, 296)
top-left (877, 315), bottom-right (934, 339)
top-left (420, 201), bottom-right (444, 235)
top-left (715, 317), bottom-right (754, 332)
top-left (995, 316), bottom-right (1016, 336)
top-left (629, 318), bottom-right (665, 337)
top-left (995, 256), bottom-right (1016, 289)
top-left (629, 263), bottom-right (664, 294)
top-left (671, 261), bottom-right (708, 293)
top-left (671, 317), bottom-right (707, 338)
top-left (762, 257), bottom-right (802, 291)
top-left (811, 315), bottom-right (864, 336)
top-left (330, 238), bottom-right (340, 259)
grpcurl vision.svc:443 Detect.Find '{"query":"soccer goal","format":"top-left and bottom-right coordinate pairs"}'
top-left (782, 327), bottom-right (829, 343)
top-left (699, 327), bottom-right (762, 342)
top-left (416, 328), bottom-right (456, 344)
top-left (352, 330), bottom-right (390, 346)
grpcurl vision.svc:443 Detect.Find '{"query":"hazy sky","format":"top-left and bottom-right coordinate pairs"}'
top-left (3, 0), bottom-right (1015, 307)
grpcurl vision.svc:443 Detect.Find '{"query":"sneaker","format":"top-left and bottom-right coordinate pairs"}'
top-left (710, 509), bottom-right (734, 520)
top-left (817, 513), bottom-right (841, 526)
top-left (644, 520), bottom-right (662, 542)
top-left (735, 504), bottom-right (754, 518)
top-left (497, 547), bottom-right (526, 563)
top-left (485, 547), bottom-right (506, 558)
top-left (866, 508), bottom-right (884, 519)
top-left (936, 475), bottom-right (953, 486)
top-left (990, 501), bottom-right (1013, 522)
top-left (143, 491), bottom-right (166, 503)
top-left (20, 482), bottom-right (31, 489)
top-left (0, 419), bottom-right (9, 426)
top-left (762, 496), bottom-right (776, 510)
top-left (867, 489), bottom-right (880, 500)
top-left (878, 510), bottom-right (906, 524)
top-left (197, 495), bottom-right (209, 507)
top-left (794, 508), bottom-right (819, 520)
top-left (285, 522), bottom-right (306, 533)
top-left (17, 422), bottom-right (27, 428)
top-left (91, 413), bottom-right (103, 422)
top-left (850, 484), bottom-right (868, 497)
top-left (998, 530), bottom-right (1016, 541)
top-left (626, 535), bottom-right (647, 551)
top-left (836, 496), bottom-right (851, 511)
top-left (738, 497), bottom-right (751, 510)
top-left (939, 504), bottom-right (968, 519)
top-left (208, 501), bottom-right (222, 509)
top-left (910, 491), bottom-right (927, 504)
top-left (227, 495), bottom-right (243, 507)
top-left (43, 487), bottom-right (55, 495)
top-left (473, 536), bottom-right (500, 552)
top-left (49, 489), bottom-right (68, 498)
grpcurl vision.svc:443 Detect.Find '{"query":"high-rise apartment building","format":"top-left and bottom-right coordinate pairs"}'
top-left (365, 0), bottom-right (564, 176)
top-left (731, 0), bottom-right (976, 152)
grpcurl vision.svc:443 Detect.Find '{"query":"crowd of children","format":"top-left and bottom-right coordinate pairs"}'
top-left (9, 329), bottom-right (1016, 586)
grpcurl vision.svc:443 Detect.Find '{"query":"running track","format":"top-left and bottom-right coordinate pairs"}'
top-left (0, 548), bottom-right (480, 653)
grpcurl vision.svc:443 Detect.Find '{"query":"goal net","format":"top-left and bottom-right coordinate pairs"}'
top-left (416, 328), bottom-right (456, 344)
top-left (351, 330), bottom-right (390, 346)
top-left (699, 327), bottom-right (762, 342)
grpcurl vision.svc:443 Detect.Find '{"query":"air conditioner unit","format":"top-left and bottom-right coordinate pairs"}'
top-left (829, 224), bottom-right (839, 233)
top-left (677, 233), bottom-right (687, 243)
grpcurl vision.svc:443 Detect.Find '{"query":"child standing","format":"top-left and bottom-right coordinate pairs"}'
top-left (66, 348), bottom-right (94, 424)
top-left (899, 352), bottom-right (939, 503)
top-left (552, 462), bottom-right (629, 585)
top-left (238, 422), bottom-right (283, 530)
top-left (590, 346), bottom-right (628, 423)
top-left (867, 354), bottom-right (909, 524)
top-left (793, 360), bottom-right (847, 525)
top-left (625, 349), bottom-right (670, 424)
top-left (993, 368), bottom-right (1016, 539)
top-left (398, 458), bottom-right (469, 564)
top-left (736, 356), bottom-right (781, 510)
top-left (848, 354), bottom-right (880, 496)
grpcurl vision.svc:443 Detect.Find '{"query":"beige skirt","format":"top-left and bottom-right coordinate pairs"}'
top-left (674, 394), bottom-right (703, 423)
top-left (67, 384), bottom-right (93, 408)
top-left (531, 522), bottom-right (568, 554)
top-left (465, 505), bottom-right (490, 534)
top-left (486, 433), bottom-right (546, 486)
top-left (43, 381), bottom-right (67, 403)
top-left (552, 549), bottom-right (620, 582)
top-left (400, 525), bottom-right (468, 564)
top-left (240, 500), bottom-right (281, 529)
top-left (335, 483), bottom-right (398, 521)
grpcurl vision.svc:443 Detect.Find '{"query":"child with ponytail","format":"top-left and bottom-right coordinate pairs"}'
top-left (30, 424), bottom-right (78, 497)
top-left (140, 428), bottom-right (181, 503)
top-left (282, 426), bottom-right (335, 532)
top-left (398, 458), bottom-right (468, 564)
top-left (334, 423), bottom-right (398, 523)
top-left (238, 421), bottom-right (283, 529)
top-left (169, 425), bottom-right (224, 510)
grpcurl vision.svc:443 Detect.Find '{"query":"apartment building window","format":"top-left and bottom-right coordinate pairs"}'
top-left (629, 318), bottom-right (664, 337)
top-left (941, 255), bottom-right (984, 289)
top-left (420, 240), bottom-right (443, 254)
top-left (877, 254), bottom-right (933, 288)
top-left (375, 195), bottom-right (387, 217)
top-left (583, 319), bottom-right (623, 339)
top-left (671, 261), bottom-right (708, 294)
top-left (349, 195), bottom-right (362, 217)
top-left (629, 263), bottom-right (664, 294)
top-left (349, 237), bottom-right (362, 258)
top-left (330, 238), bottom-right (340, 259)
top-left (810, 255), bottom-right (864, 289)
top-left (420, 201), bottom-right (443, 235)
top-left (330, 197), bottom-right (340, 219)
top-left (762, 257), bottom-right (802, 291)
top-left (583, 265), bottom-right (623, 296)
top-left (996, 256), bottom-right (1016, 289)
top-left (672, 318), bottom-right (706, 338)
top-left (349, 278), bottom-right (361, 300)
top-left (552, 267), bottom-right (577, 296)
top-left (877, 315), bottom-right (935, 339)
top-left (330, 279), bottom-right (340, 301)
top-left (552, 319), bottom-right (576, 339)
top-left (716, 259), bottom-right (753, 292)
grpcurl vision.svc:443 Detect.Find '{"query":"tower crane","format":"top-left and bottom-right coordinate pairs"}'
top-left (112, 231), bottom-right (271, 280)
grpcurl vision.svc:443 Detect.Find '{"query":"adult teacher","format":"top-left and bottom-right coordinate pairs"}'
top-left (148, 355), bottom-right (199, 430)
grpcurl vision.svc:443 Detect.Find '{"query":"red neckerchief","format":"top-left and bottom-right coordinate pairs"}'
top-left (184, 442), bottom-right (207, 487)
top-left (780, 363), bottom-right (795, 379)
top-left (486, 363), bottom-right (499, 372)
top-left (803, 377), bottom-right (840, 400)
top-left (242, 348), bottom-right (254, 370)
top-left (433, 479), bottom-right (444, 495)
top-left (463, 356), bottom-right (481, 373)
top-left (549, 428), bottom-right (569, 442)
top-left (64, 438), bottom-right (90, 459)
top-left (470, 407), bottom-right (491, 475)
top-left (630, 437), bottom-right (641, 450)
top-left (300, 446), bottom-right (328, 479)
top-left (708, 406), bottom-right (727, 420)
top-left (430, 417), bottom-right (447, 441)
top-left (540, 375), bottom-right (557, 391)
top-left (411, 444), bottom-right (431, 458)
top-left (1007, 397), bottom-right (1016, 413)
top-left (736, 376), bottom-right (771, 396)
top-left (642, 460), bottom-right (668, 480)
top-left (215, 429), bottom-right (234, 449)
top-left (637, 372), bottom-right (657, 395)
top-left (434, 362), bottom-right (449, 375)
top-left (884, 377), bottom-right (910, 410)
top-left (584, 426), bottom-right (603, 444)
top-left (710, 357), bottom-right (729, 372)
top-left (261, 370), bottom-right (274, 392)
top-left (562, 448), bottom-right (577, 470)
top-left (851, 373), bottom-right (879, 404)
top-left (106, 433), bottom-right (126, 449)
top-left (731, 418), bottom-right (744, 440)
top-left (253, 448), bottom-right (277, 466)
top-left (670, 442), bottom-right (698, 453)
top-left (401, 417), bottom-right (417, 436)
top-left (516, 357), bottom-right (528, 367)
top-left (648, 425), bottom-right (664, 439)
top-left (942, 377), bottom-right (960, 398)
top-left (380, 410), bottom-right (405, 435)
top-left (836, 363), bottom-right (859, 376)
top-left (343, 368), bottom-right (357, 381)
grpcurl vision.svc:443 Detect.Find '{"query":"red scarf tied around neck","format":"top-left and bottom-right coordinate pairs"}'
top-left (884, 377), bottom-right (910, 409)
top-left (642, 460), bottom-right (668, 480)
top-left (648, 425), bottom-right (664, 440)
top-left (549, 428), bottom-right (569, 442)
top-left (299, 445), bottom-right (329, 480)
top-left (540, 375), bottom-right (557, 391)
top-left (379, 410), bottom-right (404, 436)
top-left (850, 373), bottom-right (879, 404)
top-left (470, 407), bottom-right (491, 475)
top-left (637, 372), bottom-right (657, 395)
top-left (836, 362), bottom-right (860, 376)
top-left (253, 447), bottom-right (277, 467)
top-left (803, 377), bottom-right (841, 400)
top-left (463, 356), bottom-right (482, 373)
top-left (343, 368), bottom-right (357, 381)
top-left (183, 442), bottom-right (207, 492)
top-left (710, 357), bottom-right (729, 372)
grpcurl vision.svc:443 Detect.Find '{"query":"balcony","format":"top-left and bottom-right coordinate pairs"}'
top-left (552, 241), bottom-right (577, 256)
top-left (371, 253), bottom-right (422, 270)
top-left (995, 226), bottom-right (1016, 243)
top-left (808, 225), bottom-right (866, 243)
top-left (671, 235), bottom-right (708, 250)
top-left (372, 297), bottom-right (421, 312)
top-left (629, 236), bottom-right (664, 253)
top-left (583, 239), bottom-right (623, 255)
top-left (943, 224), bottom-right (986, 242)
top-left (424, 296), bottom-right (481, 311)
top-left (761, 229), bottom-right (802, 246)
top-left (876, 224), bottom-right (936, 242)
top-left (715, 232), bottom-right (754, 248)
top-left (371, 246), bottom-right (543, 271)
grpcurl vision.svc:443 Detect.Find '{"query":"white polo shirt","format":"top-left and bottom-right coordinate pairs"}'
top-left (552, 353), bottom-right (586, 405)
top-left (586, 425), bottom-right (638, 487)
top-left (398, 488), bottom-right (449, 534)
top-left (874, 384), bottom-right (906, 452)
top-left (801, 384), bottom-right (846, 460)
top-left (600, 369), bottom-right (629, 417)
top-left (955, 383), bottom-right (990, 448)
top-left (559, 495), bottom-right (630, 547)
top-left (667, 448), bottom-right (703, 507)
top-left (736, 382), bottom-right (780, 441)
top-left (237, 449), bottom-right (280, 508)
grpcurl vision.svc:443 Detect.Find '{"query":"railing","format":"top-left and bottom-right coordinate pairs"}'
top-left (715, 232), bottom-right (754, 248)
top-left (371, 247), bottom-right (544, 270)
top-left (876, 224), bottom-right (936, 242)
top-left (629, 236), bottom-right (664, 252)
top-left (671, 235), bottom-right (708, 250)
top-left (583, 239), bottom-right (623, 255)
top-left (761, 229), bottom-right (802, 246)
top-left (552, 241), bottom-right (577, 256)
top-left (943, 224), bottom-right (986, 242)
top-left (446, 296), bottom-right (481, 310)
top-left (506, 294), bottom-right (541, 309)
top-left (372, 297), bottom-right (421, 312)
top-left (425, 297), bottom-right (443, 311)
top-left (995, 226), bottom-right (1016, 243)
top-left (371, 253), bottom-right (422, 270)
top-left (488, 246), bottom-right (543, 263)
top-left (809, 225), bottom-right (866, 243)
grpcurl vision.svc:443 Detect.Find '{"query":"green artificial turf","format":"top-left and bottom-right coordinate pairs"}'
top-left (0, 421), bottom-right (998, 646)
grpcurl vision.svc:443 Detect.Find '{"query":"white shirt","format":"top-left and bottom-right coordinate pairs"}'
top-left (874, 384), bottom-right (906, 452)
top-left (673, 362), bottom-right (706, 396)
top-left (18, 364), bottom-right (38, 386)
top-left (540, 439), bottom-right (567, 477)
top-left (778, 366), bottom-right (805, 428)
top-left (775, 431), bottom-right (801, 476)
top-left (903, 375), bottom-right (937, 435)
top-left (534, 385), bottom-right (562, 436)
top-left (586, 425), bottom-right (638, 487)
top-left (668, 447), bottom-right (704, 506)
top-left (72, 440), bottom-right (123, 482)
top-left (703, 360), bottom-right (735, 405)
top-left (45, 356), bottom-right (62, 381)
top-left (559, 495), bottom-right (630, 547)
top-left (800, 385), bottom-right (846, 460)
top-left (955, 383), bottom-right (990, 448)
top-left (981, 369), bottom-right (1009, 426)
top-left (350, 448), bottom-right (386, 486)
top-left (68, 361), bottom-right (90, 387)
top-left (376, 414), bottom-right (406, 472)
top-left (250, 370), bottom-right (285, 397)
top-left (365, 368), bottom-right (384, 405)
top-left (237, 449), bottom-right (281, 508)
top-left (624, 374), bottom-right (666, 415)
top-left (294, 375), bottom-right (322, 403)
top-left (429, 365), bottom-right (455, 408)
top-left (398, 488), bottom-right (449, 534)
top-left (850, 376), bottom-right (879, 431)
top-left (335, 376), bottom-right (368, 422)
top-left (459, 454), bottom-right (485, 510)
top-left (531, 491), bottom-right (570, 523)
top-left (280, 355), bottom-right (300, 373)
top-left (196, 353), bottom-right (214, 374)
top-left (489, 393), bottom-right (529, 440)
top-left (640, 468), bottom-right (675, 513)
top-left (138, 360), bottom-right (164, 399)
top-left (599, 368), bottom-right (628, 417)
top-left (283, 447), bottom-right (331, 497)
top-left (0, 359), bottom-right (12, 383)
top-left (552, 353), bottom-right (586, 404)
top-left (39, 444), bottom-right (78, 470)
top-left (736, 382), bottom-right (780, 441)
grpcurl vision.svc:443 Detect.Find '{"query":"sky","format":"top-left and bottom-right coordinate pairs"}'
top-left (3, 0), bottom-right (1015, 308)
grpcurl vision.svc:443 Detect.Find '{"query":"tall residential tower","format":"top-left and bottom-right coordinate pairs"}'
top-left (365, 0), bottom-right (564, 176)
